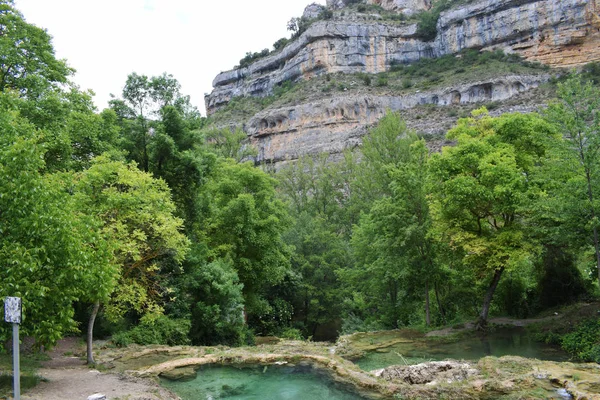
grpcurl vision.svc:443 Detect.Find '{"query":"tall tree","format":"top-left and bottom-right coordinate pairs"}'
top-left (74, 155), bottom-right (189, 362)
top-left (544, 75), bottom-right (600, 284)
top-left (428, 109), bottom-right (554, 327)
top-left (198, 159), bottom-right (292, 317)
top-left (278, 155), bottom-right (354, 336)
top-left (350, 133), bottom-right (441, 327)
top-left (0, 94), bottom-right (117, 348)
top-left (0, 0), bottom-right (72, 98)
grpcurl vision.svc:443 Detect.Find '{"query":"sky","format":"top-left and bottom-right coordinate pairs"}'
top-left (14, 0), bottom-right (326, 116)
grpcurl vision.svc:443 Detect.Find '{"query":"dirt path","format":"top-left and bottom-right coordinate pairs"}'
top-left (21, 338), bottom-right (179, 400)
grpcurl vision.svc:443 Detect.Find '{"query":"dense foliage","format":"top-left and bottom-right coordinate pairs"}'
top-left (0, 1), bottom-right (598, 358)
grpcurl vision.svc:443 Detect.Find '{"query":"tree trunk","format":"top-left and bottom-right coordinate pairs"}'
top-left (434, 282), bottom-right (446, 324)
top-left (477, 268), bottom-right (504, 330)
top-left (87, 301), bottom-right (100, 365)
top-left (425, 281), bottom-right (431, 327)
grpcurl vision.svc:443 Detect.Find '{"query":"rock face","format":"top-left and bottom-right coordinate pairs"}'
top-left (326, 0), bottom-right (431, 13)
top-left (303, 3), bottom-right (326, 19)
top-left (247, 75), bottom-right (548, 165)
top-left (205, 0), bottom-right (600, 166)
top-left (368, 0), bottom-right (432, 15)
top-left (326, 0), bottom-right (348, 9)
top-left (436, 0), bottom-right (600, 67)
top-left (206, 0), bottom-right (599, 114)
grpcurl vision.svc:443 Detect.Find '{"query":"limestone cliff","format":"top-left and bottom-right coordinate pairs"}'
top-left (205, 0), bottom-right (600, 166)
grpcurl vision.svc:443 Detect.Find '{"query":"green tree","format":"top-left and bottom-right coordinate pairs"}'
top-left (110, 72), bottom-right (201, 173)
top-left (428, 109), bottom-right (554, 327)
top-left (0, 0), bottom-right (72, 98)
top-left (277, 155), bottom-right (355, 336)
top-left (199, 159), bottom-right (292, 317)
top-left (203, 127), bottom-right (257, 162)
top-left (186, 259), bottom-right (247, 346)
top-left (73, 155), bottom-right (190, 362)
top-left (544, 75), bottom-right (600, 284)
top-left (0, 94), bottom-right (117, 348)
top-left (350, 135), bottom-right (442, 328)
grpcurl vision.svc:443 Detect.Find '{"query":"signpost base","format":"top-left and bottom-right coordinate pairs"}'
top-left (13, 323), bottom-right (20, 400)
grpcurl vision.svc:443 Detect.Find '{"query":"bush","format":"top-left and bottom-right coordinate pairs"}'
top-left (187, 260), bottom-right (247, 346)
top-left (340, 313), bottom-right (385, 335)
top-left (582, 62), bottom-right (600, 85)
top-left (280, 328), bottom-right (304, 340)
top-left (415, 0), bottom-right (460, 42)
top-left (561, 318), bottom-right (600, 362)
top-left (320, 8), bottom-right (334, 20)
top-left (112, 316), bottom-right (191, 347)
top-left (375, 75), bottom-right (388, 87)
top-left (273, 37), bottom-right (290, 51)
top-left (238, 48), bottom-right (271, 69)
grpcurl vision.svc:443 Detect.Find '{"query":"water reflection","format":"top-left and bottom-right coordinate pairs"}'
top-left (355, 327), bottom-right (569, 371)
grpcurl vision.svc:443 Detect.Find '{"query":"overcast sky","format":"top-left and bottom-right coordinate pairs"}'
top-left (14, 0), bottom-right (326, 115)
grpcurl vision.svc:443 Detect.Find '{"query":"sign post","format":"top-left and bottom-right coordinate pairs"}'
top-left (4, 297), bottom-right (22, 400)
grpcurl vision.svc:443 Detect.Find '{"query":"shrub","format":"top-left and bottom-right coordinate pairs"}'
top-left (187, 260), bottom-right (248, 346)
top-left (561, 318), bottom-right (600, 362)
top-left (320, 8), bottom-right (334, 20)
top-left (415, 0), bottom-right (457, 42)
top-left (280, 328), bottom-right (304, 340)
top-left (112, 316), bottom-right (191, 347)
top-left (582, 62), bottom-right (600, 85)
top-left (238, 48), bottom-right (270, 69)
top-left (273, 37), bottom-right (290, 51)
top-left (376, 75), bottom-right (389, 87)
top-left (362, 74), bottom-right (372, 86)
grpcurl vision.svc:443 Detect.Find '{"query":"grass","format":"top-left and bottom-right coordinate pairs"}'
top-left (0, 352), bottom-right (50, 397)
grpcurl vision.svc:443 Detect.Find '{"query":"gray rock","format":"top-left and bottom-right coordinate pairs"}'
top-left (243, 74), bottom-right (548, 166)
top-left (368, 0), bottom-right (432, 15)
top-left (87, 395), bottom-right (106, 400)
top-left (374, 361), bottom-right (479, 384)
top-left (327, 0), bottom-right (350, 9)
top-left (303, 3), bottom-right (326, 20)
top-left (204, 0), bottom-right (599, 167)
top-left (206, 0), bottom-right (598, 114)
top-left (160, 367), bottom-right (198, 382)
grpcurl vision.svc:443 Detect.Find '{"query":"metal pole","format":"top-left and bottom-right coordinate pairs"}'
top-left (13, 323), bottom-right (20, 400)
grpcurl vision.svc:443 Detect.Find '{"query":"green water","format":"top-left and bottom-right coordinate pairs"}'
top-left (355, 327), bottom-right (569, 371)
top-left (160, 365), bottom-right (366, 400)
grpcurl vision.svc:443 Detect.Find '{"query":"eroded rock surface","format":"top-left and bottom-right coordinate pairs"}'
top-left (204, 0), bottom-right (600, 167)
top-left (206, 0), bottom-right (599, 114)
top-left (368, 0), bottom-right (432, 15)
top-left (374, 361), bottom-right (479, 384)
top-left (246, 74), bottom-right (548, 165)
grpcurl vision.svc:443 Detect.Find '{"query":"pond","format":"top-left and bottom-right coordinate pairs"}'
top-left (353, 327), bottom-right (570, 371)
top-left (160, 364), bottom-right (366, 400)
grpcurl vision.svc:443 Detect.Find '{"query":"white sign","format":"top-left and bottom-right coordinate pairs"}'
top-left (4, 297), bottom-right (22, 324)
